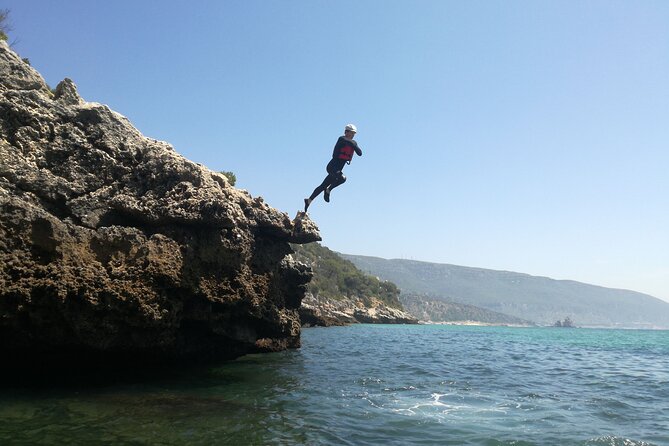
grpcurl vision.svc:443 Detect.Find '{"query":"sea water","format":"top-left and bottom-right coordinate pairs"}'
top-left (1, 325), bottom-right (668, 445)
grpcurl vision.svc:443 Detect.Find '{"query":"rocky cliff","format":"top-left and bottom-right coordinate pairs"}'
top-left (299, 293), bottom-right (417, 327)
top-left (0, 40), bottom-right (321, 369)
top-left (291, 243), bottom-right (417, 326)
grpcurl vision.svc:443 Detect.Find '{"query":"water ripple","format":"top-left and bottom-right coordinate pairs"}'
top-left (1, 325), bottom-right (668, 445)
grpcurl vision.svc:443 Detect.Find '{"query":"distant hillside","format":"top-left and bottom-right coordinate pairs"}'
top-left (342, 254), bottom-right (669, 328)
top-left (400, 294), bottom-right (532, 325)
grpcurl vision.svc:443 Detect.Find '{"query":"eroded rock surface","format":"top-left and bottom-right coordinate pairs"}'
top-left (299, 293), bottom-right (418, 327)
top-left (0, 40), bottom-right (321, 368)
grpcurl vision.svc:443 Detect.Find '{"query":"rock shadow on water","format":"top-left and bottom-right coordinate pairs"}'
top-left (0, 354), bottom-right (243, 390)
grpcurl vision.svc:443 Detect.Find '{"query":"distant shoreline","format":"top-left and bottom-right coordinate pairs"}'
top-left (416, 322), bottom-right (669, 330)
top-left (417, 321), bottom-right (533, 327)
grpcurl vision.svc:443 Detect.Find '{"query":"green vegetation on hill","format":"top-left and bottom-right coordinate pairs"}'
top-left (219, 171), bottom-right (236, 186)
top-left (291, 243), bottom-right (403, 309)
top-left (1, 9), bottom-right (10, 41)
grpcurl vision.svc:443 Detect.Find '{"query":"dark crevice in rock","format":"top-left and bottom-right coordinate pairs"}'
top-left (30, 218), bottom-right (61, 264)
top-left (96, 208), bottom-right (151, 230)
top-left (40, 194), bottom-right (70, 221)
top-left (75, 108), bottom-right (104, 126)
top-left (43, 144), bottom-right (74, 165)
top-left (0, 104), bottom-right (39, 147)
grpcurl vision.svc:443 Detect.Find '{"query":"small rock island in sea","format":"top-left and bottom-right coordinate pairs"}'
top-left (0, 39), bottom-right (322, 371)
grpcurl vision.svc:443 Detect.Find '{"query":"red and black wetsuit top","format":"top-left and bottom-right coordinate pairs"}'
top-left (332, 136), bottom-right (362, 163)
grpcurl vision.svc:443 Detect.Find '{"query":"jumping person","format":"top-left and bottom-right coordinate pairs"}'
top-left (304, 124), bottom-right (362, 212)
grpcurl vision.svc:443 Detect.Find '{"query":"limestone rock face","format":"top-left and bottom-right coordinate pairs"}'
top-left (0, 40), bottom-right (321, 367)
top-left (299, 293), bottom-right (418, 327)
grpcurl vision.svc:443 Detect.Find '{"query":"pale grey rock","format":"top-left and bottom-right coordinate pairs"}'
top-left (0, 40), bottom-right (50, 92)
top-left (299, 293), bottom-right (418, 327)
top-left (291, 211), bottom-right (321, 244)
top-left (53, 78), bottom-right (82, 105)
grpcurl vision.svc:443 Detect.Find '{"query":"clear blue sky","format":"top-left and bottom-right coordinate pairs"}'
top-left (5, 1), bottom-right (669, 301)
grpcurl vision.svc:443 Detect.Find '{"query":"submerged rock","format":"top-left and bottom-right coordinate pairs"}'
top-left (0, 40), bottom-right (321, 370)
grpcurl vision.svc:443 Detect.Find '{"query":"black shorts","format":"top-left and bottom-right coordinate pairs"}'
top-left (326, 158), bottom-right (347, 175)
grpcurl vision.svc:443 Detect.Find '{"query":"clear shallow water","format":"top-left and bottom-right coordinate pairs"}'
top-left (1, 325), bottom-right (668, 445)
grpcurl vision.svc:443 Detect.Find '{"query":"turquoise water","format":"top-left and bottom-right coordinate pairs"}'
top-left (1, 325), bottom-right (668, 445)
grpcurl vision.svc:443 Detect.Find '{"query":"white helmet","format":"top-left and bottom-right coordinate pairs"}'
top-left (345, 124), bottom-right (357, 133)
